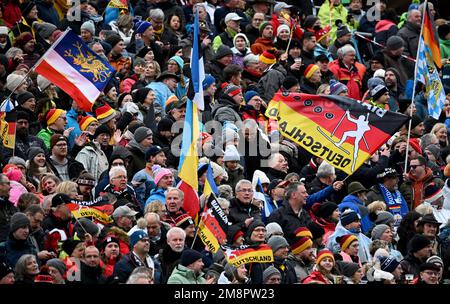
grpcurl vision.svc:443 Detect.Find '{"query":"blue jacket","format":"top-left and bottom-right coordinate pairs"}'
top-left (339, 194), bottom-right (373, 234)
top-left (113, 252), bottom-right (162, 283)
top-left (327, 223), bottom-right (372, 264)
top-left (66, 108), bottom-right (82, 149)
top-left (305, 185), bottom-right (335, 210)
top-left (145, 187), bottom-right (166, 208)
top-left (147, 82), bottom-right (174, 112)
top-left (133, 170), bottom-right (156, 211)
top-left (0, 236), bottom-right (38, 268)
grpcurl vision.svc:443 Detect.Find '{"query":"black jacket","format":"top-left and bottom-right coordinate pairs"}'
top-left (228, 198), bottom-right (262, 232)
top-left (267, 201), bottom-right (312, 239)
top-left (273, 256), bottom-right (298, 284)
top-left (0, 197), bottom-right (18, 242)
top-left (266, 168), bottom-right (287, 181)
top-left (156, 245), bottom-right (182, 283)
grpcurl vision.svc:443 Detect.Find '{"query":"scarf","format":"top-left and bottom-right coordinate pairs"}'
top-left (379, 183), bottom-right (406, 221)
top-left (154, 25), bottom-right (164, 41)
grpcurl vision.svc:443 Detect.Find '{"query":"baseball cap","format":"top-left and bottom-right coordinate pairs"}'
top-left (112, 206), bottom-right (138, 219)
top-left (225, 13), bottom-right (243, 23)
top-left (274, 2), bottom-right (292, 14)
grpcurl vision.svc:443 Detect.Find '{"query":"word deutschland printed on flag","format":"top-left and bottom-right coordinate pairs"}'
top-left (222, 244), bottom-right (274, 267)
top-left (266, 93), bottom-right (409, 175)
top-left (34, 29), bottom-right (115, 112)
top-left (198, 194), bottom-right (228, 253)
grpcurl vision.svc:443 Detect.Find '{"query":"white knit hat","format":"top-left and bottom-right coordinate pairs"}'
top-left (223, 145), bottom-right (240, 162)
top-left (37, 75), bottom-right (51, 91)
top-left (6, 73), bottom-right (25, 92)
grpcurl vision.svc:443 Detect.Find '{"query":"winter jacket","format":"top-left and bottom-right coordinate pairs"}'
top-left (287, 254), bottom-right (313, 281)
top-left (155, 245), bottom-right (182, 283)
top-left (213, 28), bottom-right (237, 51)
top-left (66, 108), bottom-right (82, 149)
top-left (374, 20), bottom-right (398, 45)
top-left (167, 264), bottom-right (206, 284)
top-left (10, 134), bottom-right (46, 163)
top-left (145, 187), bottom-right (167, 207)
top-left (400, 254), bottom-right (424, 278)
top-left (211, 94), bottom-right (242, 123)
top-left (339, 194), bottom-right (373, 234)
top-left (317, 0), bottom-right (348, 40)
top-left (301, 270), bottom-right (333, 284)
top-left (250, 37), bottom-right (274, 55)
top-left (313, 217), bottom-right (336, 246)
top-left (228, 198), bottom-right (262, 231)
top-left (113, 252), bottom-right (162, 283)
top-left (397, 22), bottom-right (420, 59)
top-left (267, 201), bottom-right (312, 238)
top-left (327, 223), bottom-right (372, 263)
top-left (36, 0), bottom-right (61, 27)
top-left (273, 256), bottom-right (298, 284)
top-left (79, 262), bottom-right (104, 284)
top-left (399, 168), bottom-right (444, 209)
top-left (0, 235), bottom-right (38, 268)
top-left (328, 59), bottom-right (366, 100)
top-left (440, 39), bottom-right (450, 59)
top-left (257, 64), bottom-right (287, 102)
top-left (382, 50), bottom-right (415, 88)
top-left (126, 140), bottom-right (147, 179)
top-left (75, 142), bottom-right (109, 182)
top-left (46, 155), bottom-right (85, 181)
top-left (146, 81), bottom-right (174, 111)
top-left (36, 127), bottom-right (57, 149)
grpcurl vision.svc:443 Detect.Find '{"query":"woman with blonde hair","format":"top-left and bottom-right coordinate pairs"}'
top-left (56, 181), bottom-right (80, 200)
top-left (431, 123), bottom-right (448, 148)
top-left (39, 174), bottom-right (61, 196)
top-left (317, 84), bottom-right (330, 95)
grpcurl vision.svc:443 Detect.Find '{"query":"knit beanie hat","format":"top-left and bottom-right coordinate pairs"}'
top-left (8, 156), bottom-right (26, 168)
top-left (316, 201), bottom-right (338, 219)
top-left (307, 222), bottom-right (325, 240)
top-left (427, 255), bottom-right (444, 267)
top-left (337, 261), bottom-right (360, 278)
top-left (50, 134), bottom-right (67, 149)
top-left (267, 235), bottom-right (289, 252)
top-left (294, 227), bottom-right (313, 239)
top-left (100, 235), bottom-right (120, 250)
top-left (129, 230), bottom-right (148, 248)
top-left (373, 69), bottom-right (386, 79)
top-left (51, 193), bottom-right (72, 208)
top-left (135, 20), bottom-right (152, 34)
top-left (33, 22), bottom-right (57, 40)
top-left (290, 236), bottom-right (313, 255)
top-left (374, 211), bottom-right (394, 225)
top-left (5, 73), bottom-right (25, 92)
top-left (223, 84), bottom-right (242, 97)
top-left (340, 209), bottom-right (360, 226)
top-left (27, 146), bottom-right (45, 161)
top-left (371, 224), bottom-right (390, 240)
top-left (0, 262), bottom-right (14, 280)
top-left (62, 239), bottom-right (82, 256)
top-left (336, 25), bottom-right (351, 38)
top-left (46, 109), bottom-right (65, 126)
top-left (154, 167), bottom-right (172, 185)
top-left (180, 249), bottom-right (203, 266)
top-left (304, 64), bottom-right (320, 79)
top-left (438, 23), bottom-right (450, 40)
top-left (10, 212), bottom-right (30, 232)
top-left (133, 126), bottom-right (153, 142)
top-left (16, 92), bottom-right (34, 105)
top-left (379, 255), bottom-right (400, 273)
top-left (386, 35), bottom-right (405, 50)
top-left (74, 218), bottom-right (100, 239)
top-left (202, 74), bottom-right (215, 90)
top-left (367, 77), bottom-right (385, 91)
top-left (245, 220), bottom-right (265, 240)
top-left (223, 145), bottom-right (240, 162)
top-left (371, 84), bottom-right (389, 101)
top-left (81, 20), bottom-right (96, 35)
top-left (277, 24), bottom-right (290, 37)
top-left (259, 21), bottom-right (272, 35)
top-left (93, 124), bottom-right (111, 138)
top-left (408, 234), bottom-right (431, 253)
top-left (76, 172), bottom-right (96, 187)
top-left (78, 115), bottom-right (98, 131)
top-left (244, 90), bottom-right (260, 104)
top-left (337, 234), bottom-right (358, 251)
top-left (282, 76), bottom-right (299, 90)
top-left (169, 55), bottom-right (184, 70)
top-left (95, 103), bottom-right (116, 124)
top-left (46, 258), bottom-right (67, 277)
top-left (330, 80), bottom-right (348, 95)
top-left (215, 45), bottom-right (233, 60)
top-left (410, 114), bottom-right (422, 130)
top-left (259, 49), bottom-right (276, 65)
top-left (157, 118), bottom-right (173, 132)
top-left (263, 265), bottom-right (281, 282)
top-left (265, 222), bottom-right (283, 240)
top-left (37, 75), bottom-right (52, 91)
top-left (316, 249), bottom-right (335, 265)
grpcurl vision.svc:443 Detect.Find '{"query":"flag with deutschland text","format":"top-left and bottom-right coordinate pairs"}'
top-left (198, 194), bottom-right (228, 253)
top-left (266, 92), bottom-right (409, 175)
top-left (222, 244), bottom-right (274, 267)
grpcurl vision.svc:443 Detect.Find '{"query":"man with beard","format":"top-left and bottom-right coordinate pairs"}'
top-left (126, 126), bottom-right (153, 178)
top-left (47, 134), bottom-right (84, 181)
top-left (75, 125), bottom-right (111, 182)
top-left (382, 35), bottom-right (415, 88)
top-left (15, 92), bottom-right (39, 135)
top-left (0, 174), bottom-right (18, 242)
top-left (144, 212), bottom-right (168, 257)
top-left (155, 226), bottom-right (186, 283)
top-left (8, 111), bottom-right (46, 162)
top-left (384, 67), bottom-right (405, 111)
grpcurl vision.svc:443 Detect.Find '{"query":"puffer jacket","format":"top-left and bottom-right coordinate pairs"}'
top-left (75, 142), bottom-right (109, 182)
top-left (167, 264), bottom-right (206, 284)
top-left (211, 94), bottom-right (242, 123)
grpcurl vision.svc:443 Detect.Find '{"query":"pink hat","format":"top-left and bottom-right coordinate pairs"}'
top-left (5, 167), bottom-right (23, 182)
top-left (154, 168), bottom-right (172, 185)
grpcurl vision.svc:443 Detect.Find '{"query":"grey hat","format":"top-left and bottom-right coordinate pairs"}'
top-left (375, 211), bottom-right (394, 225)
top-left (267, 235), bottom-right (289, 253)
top-left (112, 205), bottom-right (138, 219)
top-left (386, 36), bottom-right (405, 50)
top-left (265, 222), bottom-right (283, 240)
top-left (371, 224), bottom-right (390, 240)
top-left (371, 84), bottom-right (389, 101)
top-left (81, 20), bottom-right (95, 35)
top-left (336, 25), bottom-right (351, 39)
top-left (46, 258), bottom-right (67, 276)
top-left (367, 77), bottom-right (385, 91)
top-left (8, 156), bottom-right (26, 168)
top-left (263, 265), bottom-right (281, 283)
top-left (10, 212), bottom-right (30, 232)
top-left (214, 45), bottom-right (233, 60)
top-left (33, 21), bottom-right (57, 40)
top-left (336, 261), bottom-right (360, 278)
top-left (74, 218), bottom-right (100, 239)
top-left (134, 126), bottom-right (153, 142)
top-left (27, 146), bottom-right (45, 161)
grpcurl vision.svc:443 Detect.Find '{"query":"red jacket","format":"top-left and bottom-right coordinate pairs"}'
top-left (271, 14), bottom-right (303, 41)
top-left (328, 59), bottom-right (366, 100)
top-left (2, 1), bottom-right (21, 28)
top-left (250, 37), bottom-right (274, 55)
top-left (301, 270), bottom-right (332, 284)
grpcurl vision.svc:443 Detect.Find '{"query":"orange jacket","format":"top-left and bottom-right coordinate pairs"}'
top-left (328, 59), bottom-right (366, 100)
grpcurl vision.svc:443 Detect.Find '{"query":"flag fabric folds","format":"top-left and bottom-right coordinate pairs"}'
top-left (222, 244), bottom-right (274, 267)
top-left (255, 178), bottom-right (272, 221)
top-left (105, 0), bottom-right (129, 24)
top-left (188, 10), bottom-right (206, 111)
top-left (266, 93), bottom-right (409, 175)
top-left (34, 29), bottom-right (115, 112)
top-left (203, 163), bottom-right (219, 198)
top-left (415, 1), bottom-right (445, 119)
top-left (198, 194), bottom-right (228, 253)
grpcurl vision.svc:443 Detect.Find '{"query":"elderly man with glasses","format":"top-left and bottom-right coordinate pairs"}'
top-left (228, 179), bottom-right (262, 233)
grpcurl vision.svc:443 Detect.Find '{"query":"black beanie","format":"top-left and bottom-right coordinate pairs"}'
top-left (408, 234), bottom-right (431, 253)
top-left (307, 222), bottom-right (325, 240)
top-left (438, 24), bottom-right (450, 40)
top-left (317, 202), bottom-right (338, 219)
top-left (16, 110), bottom-right (30, 121)
top-left (62, 239), bottom-right (82, 256)
top-left (410, 114), bottom-right (423, 130)
top-left (282, 76), bottom-right (299, 90)
top-left (16, 92), bottom-right (35, 105)
top-left (10, 212), bottom-right (30, 232)
top-left (94, 124), bottom-right (111, 139)
top-left (245, 220), bottom-right (265, 240)
top-left (180, 249), bottom-right (203, 267)
top-left (132, 87), bottom-right (151, 105)
top-left (157, 118), bottom-right (174, 132)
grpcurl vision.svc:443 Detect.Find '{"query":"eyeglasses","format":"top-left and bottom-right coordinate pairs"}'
top-left (409, 164), bottom-right (422, 170)
top-left (423, 271), bottom-right (439, 276)
top-left (56, 143), bottom-right (67, 147)
top-left (237, 189), bottom-right (253, 193)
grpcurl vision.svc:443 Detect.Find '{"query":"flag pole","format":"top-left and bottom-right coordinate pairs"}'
top-left (403, 0), bottom-right (427, 175)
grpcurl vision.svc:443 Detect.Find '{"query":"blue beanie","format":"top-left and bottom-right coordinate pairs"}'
top-left (135, 21), bottom-right (152, 34)
top-left (130, 230), bottom-right (148, 248)
top-left (244, 90), bottom-right (260, 104)
top-left (330, 80), bottom-right (348, 95)
top-left (379, 255), bottom-right (400, 273)
top-left (202, 74), bottom-right (215, 90)
top-left (169, 55), bottom-right (184, 70)
top-left (340, 210), bottom-right (360, 226)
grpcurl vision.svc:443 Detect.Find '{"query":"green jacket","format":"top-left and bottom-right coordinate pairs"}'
top-left (213, 28), bottom-right (238, 52)
top-left (36, 127), bottom-right (56, 149)
top-left (440, 39), bottom-right (450, 60)
top-left (167, 264), bottom-right (206, 284)
top-left (317, 0), bottom-right (348, 40)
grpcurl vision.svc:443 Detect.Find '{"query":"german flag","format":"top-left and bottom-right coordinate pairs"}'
top-left (222, 244), bottom-right (274, 267)
top-left (0, 111), bottom-right (16, 150)
top-left (66, 198), bottom-right (114, 224)
top-left (198, 194), bottom-right (228, 253)
top-left (266, 92), bottom-right (409, 175)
